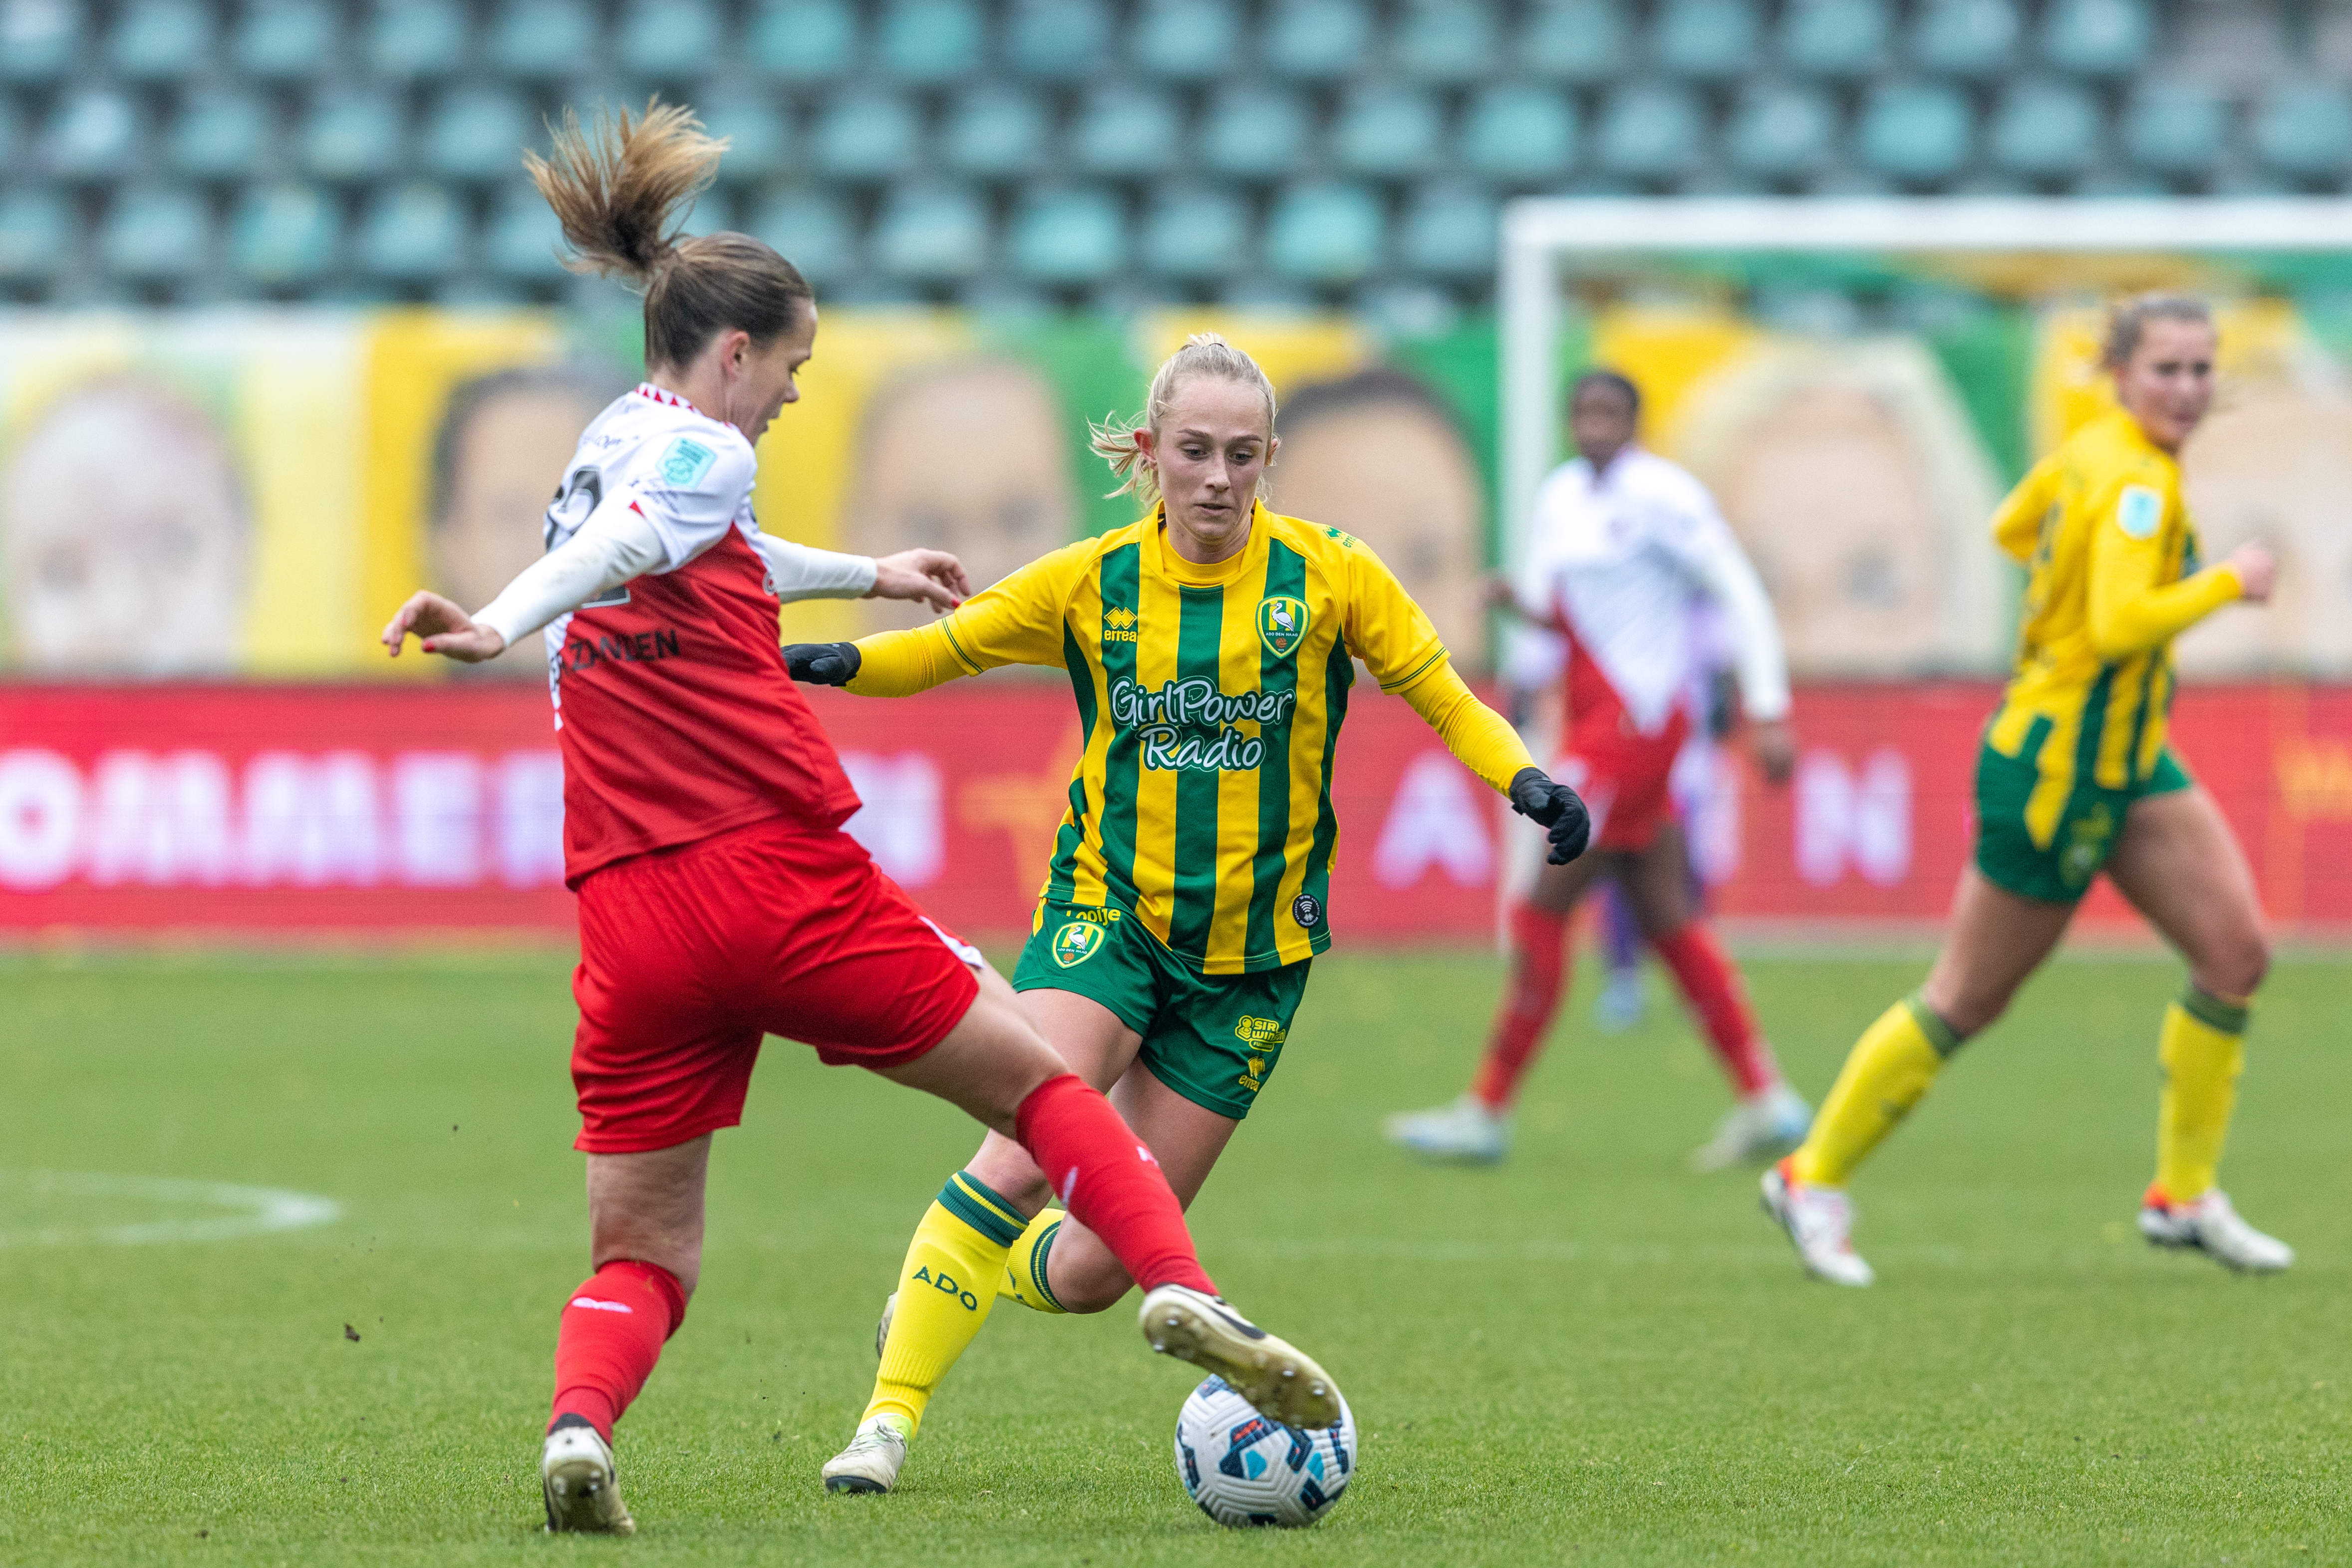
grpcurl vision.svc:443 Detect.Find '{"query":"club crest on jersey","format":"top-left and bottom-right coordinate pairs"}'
top-left (1257, 595), bottom-right (1310, 658)
top-left (1051, 921), bottom-right (1105, 967)
top-left (1102, 603), bottom-right (1140, 643)
top-left (658, 436), bottom-right (717, 489)
top-left (2116, 485), bottom-right (2162, 541)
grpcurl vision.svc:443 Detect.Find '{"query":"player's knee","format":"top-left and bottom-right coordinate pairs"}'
top-left (2197, 929), bottom-right (2269, 1002)
top-left (1053, 1258), bottom-right (1135, 1314)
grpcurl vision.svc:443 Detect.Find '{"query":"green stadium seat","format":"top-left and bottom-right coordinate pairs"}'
top-left (109, 0), bottom-right (215, 83)
top-left (1596, 82), bottom-right (1706, 183)
top-left (748, 188), bottom-right (854, 284)
top-left (301, 90), bottom-right (405, 181)
top-left (483, 184), bottom-right (570, 281)
top-left (100, 186), bottom-right (210, 281)
top-left (1459, 84), bottom-right (1577, 184)
top-left (167, 89), bottom-right (273, 181)
top-left (356, 182), bottom-right (469, 281)
top-left (2039, 0), bottom-right (2151, 79)
top-left (813, 91), bottom-right (920, 181)
top-left (1779, 0), bottom-right (1891, 80)
top-left (43, 90), bottom-right (144, 181)
top-left (366, 0), bottom-right (467, 80)
top-left (1265, 0), bottom-right (1371, 83)
top-left (1728, 83), bottom-right (1837, 183)
top-left (425, 87), bottom-right (535, 183)
top-left (1069, 86), bottom-right (1178, 179)
top-left (1391, 0), bottom-right (1497, 84)
top-left (1005, 0), bottom-right (1112, 81)
top-left (871, 183), bottom-right (989, 283)
top-left (236, 0), bottom-right (336, 80)
top-left (1651, 0), bottom-right (1760, 83)
top-left (1199, 84), bottom-right (1310, 179)
top-left (1264, 181), bottom-right (1383, 285)
top-left (231, 183), bottom-right (338, 285)
top-left (1139, 185), bottom-right (1249, 280)
top-left (616, 0), bottom-right (722, 81)
top-left (1910, 0), bottom-right (2020, 79)
top-left (877, 0), bottom-right (984, 84)
top-left (0, 0), bottom-right (82, 85)
top-left (1397, 180), bottom-right (1497, 280)
top-left (0, 95), bottom-right (18, 167)
top-left (488, 0), bottom-right (596, 81)
top-left (0, 186), bottom-right (72, 281)
top-left (1859, 81), bottom-right (1974, 185)
top-left (1988, 78), bottom-right (2103, 182)
top-left (698, 91), bottom-right (793, 184)
top-left (2120, 81), bottom-right (2228, 181)
top-left (1130, 0), bottom-right (1238, 81)
top-left (2252, 82), bottom-right (2352, 185)
top-left (943, 85), bottom-right (1050, 180)
top-left (1009, 187), bottom-right (1128, 284)
top-left (1518, 0), bottom-right (1631, 84)
top-left (748, 0), bottom-right (859, 82)
top-left (1331, 85), bottom-right (1444, 180)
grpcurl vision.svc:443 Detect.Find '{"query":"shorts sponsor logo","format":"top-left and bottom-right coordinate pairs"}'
top-left (2117, 485), bottom-right (2163, 541)
top-left (1233, 1015), bottom-right (1286, 1046)
top-left (2062, 801), bottom-right (2116, 889)
top-left (1237, 1054), bottom-right (1267, 1093)
top-left (1102, 603), bottom-right (1140, 643)
top-left (1051, 920), bottom-right (1105, 966)
top-left (1257, 595), bottom-right (1310, 659)
top-left (1291, 892), bottom-right (1320, 928)
top-left (658, 436), bottom-right (718, 488)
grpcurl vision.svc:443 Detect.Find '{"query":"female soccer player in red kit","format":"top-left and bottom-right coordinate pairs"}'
top-left (381, 101), bottom-right (1340, 1536)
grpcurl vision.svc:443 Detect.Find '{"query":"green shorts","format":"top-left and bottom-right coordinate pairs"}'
top-left (1973, 719), bottom-right (2192, 903)
top-left (1011, 902), bottom-right (1312, 1121)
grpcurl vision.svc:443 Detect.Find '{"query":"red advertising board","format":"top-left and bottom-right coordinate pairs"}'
top-left (0, 680), bottom-right (2347, 942)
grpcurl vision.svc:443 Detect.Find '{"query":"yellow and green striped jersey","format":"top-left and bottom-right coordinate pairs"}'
top-left (858, 503), bottom-right (1455, 974)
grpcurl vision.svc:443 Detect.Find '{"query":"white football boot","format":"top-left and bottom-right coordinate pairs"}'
top-left (1138, 1284), bottom-right (1343, 1430)
top-left (1760, 1158), bottom-right (1875, 1286)
top-left (541, 1417), bottom-right (634, 1535)
top-left (821, 1414), bottom-right (910, 1495)
top-left (1382, 1094), bottom-right (1512, 1164)
top-left (1692, 1082), bottom-right (1815, 1172)
top-left (2138, 1187), bottom-right (2295, 1273)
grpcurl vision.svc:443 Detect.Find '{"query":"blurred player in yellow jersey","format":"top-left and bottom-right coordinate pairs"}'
top-left (1763, 295), bottom-right (2286, 1286)
top-left (783, 334), bottom-right (1590, 1492)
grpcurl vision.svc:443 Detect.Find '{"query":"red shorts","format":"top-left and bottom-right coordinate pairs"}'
top-left (569, 817), bottom-right (981, 1154)
top-left (1556, 706), bottom-right (1690, 853)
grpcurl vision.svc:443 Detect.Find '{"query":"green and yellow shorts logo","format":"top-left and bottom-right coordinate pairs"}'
top-left (1051, 921), bottom-right (1106, 967)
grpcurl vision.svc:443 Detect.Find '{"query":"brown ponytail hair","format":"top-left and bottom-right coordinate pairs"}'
top-left (525, 99), bottom-right (813, 372)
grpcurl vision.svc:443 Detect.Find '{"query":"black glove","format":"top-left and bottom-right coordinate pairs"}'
top-left (1508, 766), bottom-right (1591, 865)
top-left (782, 641), bottom-right (861, 686)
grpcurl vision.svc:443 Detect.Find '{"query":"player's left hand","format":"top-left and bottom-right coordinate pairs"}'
top-left (381, 591), bottom-right (508, 663)
top-left (782, 642), bottom-right (861, 686)
top-left (868, 550), bottom-right (971, 615)
top-left (1751, 718), bottom-right (1798, 786)
top-left (1508, 767), bottom-right (1592, 865)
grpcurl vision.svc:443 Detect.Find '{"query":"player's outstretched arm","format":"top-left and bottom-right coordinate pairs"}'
top-left (1395, 661), bottom-right (1591, 865)
top-left (1508, 766), bottom-right (1593, 866)
top-left (867, 549), bottom-right (971, 613)
top-left (381, 592), bottom-right (508, 663)
top-left (386, 489), bottom-right (668, 663)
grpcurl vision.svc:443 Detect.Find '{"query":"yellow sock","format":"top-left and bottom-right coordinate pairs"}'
top-left (1789, 993), bottom-right (1959, 1188)
top-left (999, 1209), bottom-right (1070, 1314)
top-left (2153, 988), bottom-right (2249, 1204)
top-left (862, 1171), bottom-right (1028, 1437)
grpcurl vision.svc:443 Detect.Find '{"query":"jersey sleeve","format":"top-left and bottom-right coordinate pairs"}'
top-left (848, 537), bottom-right (1094, 695)
top-left (1398, 661), bottom-right (1536, 795)
top-left (2085, 475), bottom-right (2241, 658)
top-left (629, 429), bottom-right (759, 572)
top-left (1645, 476), bottom-right (1792, 721)
top-left (1337, 536), bottom-right (1450, 694)
top-left (1989, 455), bottom-right (2063, 565)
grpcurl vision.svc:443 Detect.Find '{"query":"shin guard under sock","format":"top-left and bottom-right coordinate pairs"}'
top-left (1790, 994), bottom-right (1957, 1188)
top-left (1651, 922), bottom-right (1781, 1097)
top-left (864, 1171), bottom-right (1027, 1436)
top-left (2153, 987), bottom-right (2250, 1203)
top-left (1470, 902), bottom-right (1572, 1111)
top-left (550, 1259), bottom-right (686, 1442)
top-left (1013, 1073), bottom-right (1214, 1297)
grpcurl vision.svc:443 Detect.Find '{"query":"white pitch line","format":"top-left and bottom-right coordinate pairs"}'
top-left (0, 1170), bottom-right (341, 1248)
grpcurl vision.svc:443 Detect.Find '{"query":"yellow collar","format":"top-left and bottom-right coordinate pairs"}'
top-left (1146, 500), bottom-right (1269, 588)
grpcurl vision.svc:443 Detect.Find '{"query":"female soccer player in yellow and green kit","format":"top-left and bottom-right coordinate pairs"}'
top-left (1763, 295), bottom-right (2287, 1286)
top-left (783, 334), bottom-right (1590, 1492)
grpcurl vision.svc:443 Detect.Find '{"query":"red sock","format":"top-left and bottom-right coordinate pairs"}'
top-left (1651, 922), bottom-right (1780, 1097)
top-left (1470, 902), bottom-right (1573, 1111)
top-left (549, 1259), bottom-right (687, 1442)
top-left (1014, 1073), bottom-right (1216, 1296)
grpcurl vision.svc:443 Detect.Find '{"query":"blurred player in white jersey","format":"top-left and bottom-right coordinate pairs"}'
top-left (1386, 370), bottom-right (1811, 1169)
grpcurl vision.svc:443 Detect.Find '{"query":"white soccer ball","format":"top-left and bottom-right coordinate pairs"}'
top-left (1172, 1375), bottom-right (1356, 1529)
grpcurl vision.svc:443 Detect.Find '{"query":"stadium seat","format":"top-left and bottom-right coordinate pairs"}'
top-left (355, 182), bottom-right (469, 281)
top-left (301, 90), bottom-right (405, 181)
top-left (1264, 182), bottom-right (1383, 285)
top-left (1330, 85), bottom-right (1445, 180)
top-left (1459, 84), bottom-right (1578, 184)
top-left (1069, 86), bottom-right (1179, 180)
top-left (616, 0), bottom-right (721, 81)
top-left (2039, 0), bottom-right (2151, 79)
top-left (2120, 81), bottom-right (2228, 181)
top-left (99, 186), bottom-right (210, 281)
top-left (1910, 0), bottom-right (2021, 79)
top-left (870, 183), bottom-right (990, 283)
top-left (1199, 85), bottom-right (1310, 180)
top-left (0, 94), bottom-right (17, 167)
top-left (1005, 0), bottom-right (1112, 81)
top-left (167, 88), bottom-right (273, 181)
top-left (0, 187), bottom-right (74, 281)
top-left (424, 87), bottom-right (535, 184)
top-left (1987, 79), bottom-right (2102, 182)
top-left (1858, 81), bottom-right (1974, 185)
top-left (943, 85), bottom-right (1050, 180)
top-left (230, 183), bottom-right (338, 286)
top-left (1651, 0), bottom-right (1761, 83)
top-left (1727, 83), bottom-right (1837, 183)
top-left (487, 0), bottom-right (596, 81)
top-left (365, 0), bottom-right (467, 80)
top-left (0, 0), bottom-right (82, 84)
top-left (1265, 0), bottom-right (1371, 82)
top-left (1518, 0), bottom-right (1632, 84)
top-left (483, 184), bottom-right (570, 282)
top-left (42, 90), bottom-right (144, 181)
top-left (1390, 0), bottom-right (1497, 84)
top-left (1130, 0), bottom-right (1238, 81)
top-left (108, 0), bottom-right (214, 82)
top-left (812, 91), bottom-right (921, 181)
top-left (1008, 187), bottom-right (1128, 285)
top-left (1595, 82), bottom-right (1707, 184)
top-left (876, 0), bottom-right (984, 84)
top-left (697, 91), bottom-right (793, 184)
top-left (1779, 0), bottom-right (1891, 79)
top-left (1397, 180), bottom-right (1498, 280)
top-left (748, 0), bottom-right (859, 81)
top-left (2252, 82), bottom-right (2352, 185)
top-left (235, 0), bottom-right (336, 79)
top-left (1138, 185), bottom-right (1250, 280)
top-left (748, 189), bottom-right (855, 285)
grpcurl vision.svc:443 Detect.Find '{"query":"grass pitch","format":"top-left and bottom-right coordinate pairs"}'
top-left (0, 945), bottom-right (2344, 1566)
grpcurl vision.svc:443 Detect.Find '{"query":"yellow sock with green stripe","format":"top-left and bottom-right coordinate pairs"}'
top-left (1789, 993), bottom-right (1961, 1188)
top-left (2153, 987), bottom-right (2249, 1204)
top-left (999, 1209), bottom-right (1070, 1314)
top-left (861, 1171), bottom-right (1030, 1437)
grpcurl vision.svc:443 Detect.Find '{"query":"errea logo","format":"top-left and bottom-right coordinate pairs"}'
top-left (1103, 604), bottom-right (1140, 643)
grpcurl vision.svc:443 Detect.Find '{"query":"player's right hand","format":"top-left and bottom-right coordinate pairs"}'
top-left (1508, 767), bottom-right (1592, 865)
top-left (381, 591), bottom-right (508, 662)
top-left (783, 641), bottom-right (862, 686)
top-left (2227, 543), bottom-right (2276, 605)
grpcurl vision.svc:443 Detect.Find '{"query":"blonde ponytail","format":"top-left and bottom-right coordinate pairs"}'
top-left (1089, 333), bottom-right (1279, 506)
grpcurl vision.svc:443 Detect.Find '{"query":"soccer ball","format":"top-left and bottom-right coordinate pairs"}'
top-left (1172, 1375), bottom-right (1356, 1529)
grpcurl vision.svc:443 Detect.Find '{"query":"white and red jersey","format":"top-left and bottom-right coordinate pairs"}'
top-left (540, 383), bottom-right (858, 885)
